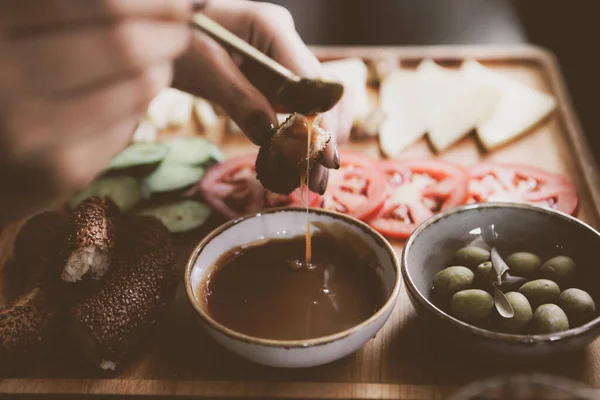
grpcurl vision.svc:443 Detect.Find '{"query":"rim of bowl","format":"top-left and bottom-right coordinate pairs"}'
top-left (402, 201), bottom-right (600, 344)
top-left (184, 206), bottom-right (402, 348)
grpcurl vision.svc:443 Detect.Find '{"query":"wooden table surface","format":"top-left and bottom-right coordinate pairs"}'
top-left (1, 45), bottom-right (599, 399)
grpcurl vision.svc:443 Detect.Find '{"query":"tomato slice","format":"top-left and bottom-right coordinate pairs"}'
top-left (467, 163), bottom-right (579, 215)
top-left (316, 152), bottom-right (387, 221)
top-left (368, 159), bottom-right (470, 239)
top-left (197, 154), bottom-right (320, 220)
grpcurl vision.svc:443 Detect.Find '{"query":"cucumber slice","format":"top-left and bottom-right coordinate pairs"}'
top-left (69, 177), bottom-right (142, 212)
top-left (142, 163), bottom-right (204, 198)
top-left (105, 142), bottom-right (168, 177)
top-left (137, 200), bottom-right (211, 233)
top-left (162, 137), bottom-right (225, 166)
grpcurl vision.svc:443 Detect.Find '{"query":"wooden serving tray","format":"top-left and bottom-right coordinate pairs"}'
top-left (1, 45), bottom-right (600, 399)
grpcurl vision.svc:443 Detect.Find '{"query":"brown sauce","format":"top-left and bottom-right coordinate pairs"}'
top-left (296, 114), bottom-right (316, 265)
top-left (202, 232), bottom-right (384, 340)
top-left (304, 115), bottom-right (314, 263)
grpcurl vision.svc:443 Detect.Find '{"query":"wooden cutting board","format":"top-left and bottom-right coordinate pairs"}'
top-left (1, 45), bottom-right (600, 399)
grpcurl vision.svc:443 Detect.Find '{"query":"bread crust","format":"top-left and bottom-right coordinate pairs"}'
top-left (62, 197), bottom-right (119, 282)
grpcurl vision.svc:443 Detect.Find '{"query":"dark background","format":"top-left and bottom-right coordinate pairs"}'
top-left (256, 0), bottom-right (600, 162)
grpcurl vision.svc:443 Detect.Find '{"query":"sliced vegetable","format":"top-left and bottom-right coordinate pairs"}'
top-left (142, 163), bottom-right (205, 198)
top-left (467, 163), bottom-right (578, 215)
top-left (162, 136), bottom-right (224, 166)
top-left (104, 142), bottom-right (168, 177)
top-left (198, 154), bottom-right (320, 220)
top-left (137, 200), bottom-right (211, 233)
top-left (288, 185), bottom-right (322, 207)
top-left (69, 177), bottom-right (142, 212)
top-left (319, 152), bottom-right (387, 221)
top-left (368, 159), bottom-right (469, 239)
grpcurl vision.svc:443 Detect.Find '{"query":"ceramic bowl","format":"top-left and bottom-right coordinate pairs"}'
top-left (402, 202), bottom-right (600, 358)
top-left (184, 207), bottom-right (401, 368)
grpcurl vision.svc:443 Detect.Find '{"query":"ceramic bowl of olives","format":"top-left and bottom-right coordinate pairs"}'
top-left (402, 202), bottom-right (600, 358)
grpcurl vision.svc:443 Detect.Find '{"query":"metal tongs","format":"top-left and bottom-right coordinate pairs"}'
top-left (190, 13), bottom-right (344, 116)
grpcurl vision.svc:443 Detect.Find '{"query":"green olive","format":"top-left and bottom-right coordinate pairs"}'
top-left (530, 304), bottom-right (570, 334)
top-left (475, 262), bottom-right (528, 293)
top-left (540, 256), bottom-right (577, 288)
top-left (506, 252), bottom-right (542, 277)
top-left (519, 279), bottom-right (561, 309)
top-left (559, 288), bottom-right (596, 326)
top-left (451, 289), bottom-right (494, 323)
top-left (454, 247), bottom-right (490, 270)
top-left (495, 292), bottom-right (533, 332)
top-left (475, 261), bottom-right (494, 283)
top-left (432, 266), bottom-right (474, 298)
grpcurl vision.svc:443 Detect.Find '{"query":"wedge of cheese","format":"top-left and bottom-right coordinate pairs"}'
top-left (227, 117), bottom-right (243, 135)
top-left (147, 88), bottom-right (195, 129)
top-left (132, 118), bottom-right (158, 143)
top-left (378, 69), bottom-right (426, 158)
top-left (322, 58), bottom-right (370, 125)
top-left (461, 59), bottom-right (557, 150)
top-left (417, 59), bottom-right (501, 152)
top-left (193, 98), bottom-right (219, 130)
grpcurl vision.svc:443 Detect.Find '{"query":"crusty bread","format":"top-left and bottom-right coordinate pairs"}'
top-left (66, 216), bottom-right (176, 372)
top-left (0, 287), bottom-right (55, 374)
top-left (62, 197), bottom-right (119, 283)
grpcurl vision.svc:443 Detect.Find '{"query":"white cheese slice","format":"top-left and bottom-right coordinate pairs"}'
top-left (193, 98), bottom-right (219, 130)
top-left (417, 59), bottom-right (501, 152)
top-left (322, 58), bottom-right (370, 124)
top-left (147, 88), bottom-right (195, 130)
top-left (132, 118), bottom-right (158, 143)
top-left (378, 69), bottom-right (426, 158)
top-left (461, 59), bottom-right (557, 150)
top-left (227, 117), bottom-right (243, 135)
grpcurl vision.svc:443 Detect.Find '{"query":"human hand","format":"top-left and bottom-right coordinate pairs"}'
top-left (173, 0), bottom-right (353, 194)
top-left (0, 0), bottom-right (193, 224)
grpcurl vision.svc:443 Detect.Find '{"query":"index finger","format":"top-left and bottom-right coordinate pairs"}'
top-left (0, 0), bottom-right (193, 30)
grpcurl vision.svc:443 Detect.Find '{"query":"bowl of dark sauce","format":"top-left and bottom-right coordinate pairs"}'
top-left (185, 207), bottom-right (401, 368)
top-left (402, 202), bottom-right (600, 358)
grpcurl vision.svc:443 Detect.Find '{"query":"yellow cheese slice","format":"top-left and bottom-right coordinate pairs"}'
top-left (461, 59), bottom-right (557, 150)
